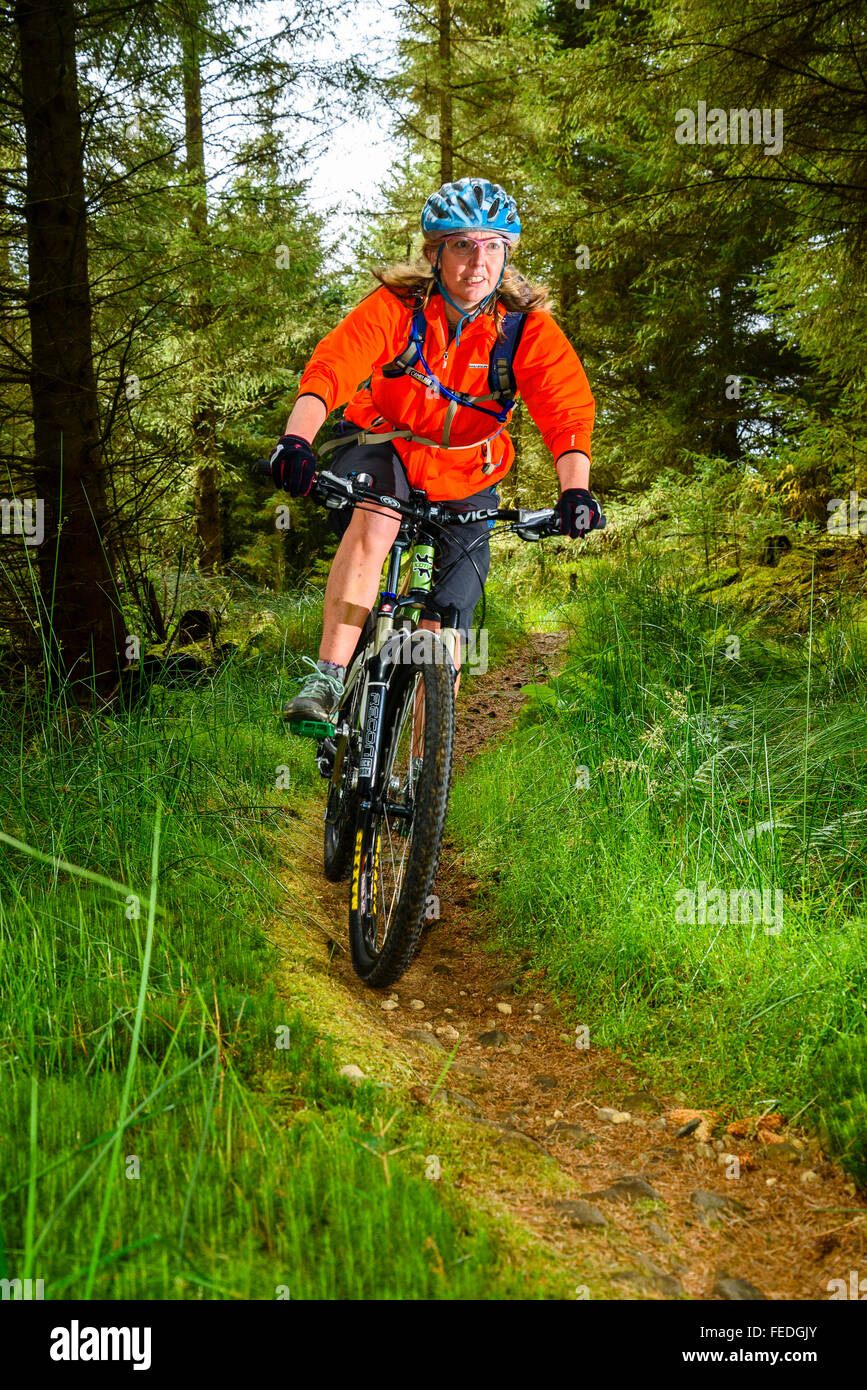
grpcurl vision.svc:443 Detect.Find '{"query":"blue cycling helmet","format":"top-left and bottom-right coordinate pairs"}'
top-left (421, 178), bottom-right (521, 241)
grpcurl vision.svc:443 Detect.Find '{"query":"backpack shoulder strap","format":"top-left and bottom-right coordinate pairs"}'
top-left (488, 311), bottom-right (527, 402)
top-left (382, 297), bottom-right (429, 378)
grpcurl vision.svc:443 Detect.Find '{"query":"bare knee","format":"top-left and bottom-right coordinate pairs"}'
top-left (345, 504), bottom-right (401, 557)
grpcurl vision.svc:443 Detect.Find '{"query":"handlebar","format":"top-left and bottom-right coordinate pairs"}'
top-left (253, 459), bottom-right (606, 538)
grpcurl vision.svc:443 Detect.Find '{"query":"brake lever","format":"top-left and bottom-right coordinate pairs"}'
top-left (514, 508), bottom-right (557, 541)
top-left (514, 507), bottom-right (607, 540)
top-left (312, 469), bottom-right (356, 508)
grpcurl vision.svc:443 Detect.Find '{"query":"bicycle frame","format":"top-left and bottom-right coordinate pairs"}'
top-left (254, 452), bottom-right (603, 982)
top-left (333, 507), bottom-right (459, 816)
top-left (300, 461), bottom-right (582, 816)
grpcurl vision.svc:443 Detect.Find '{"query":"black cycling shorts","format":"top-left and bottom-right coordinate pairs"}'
top-left (326, 437), bottom-right (498, 634)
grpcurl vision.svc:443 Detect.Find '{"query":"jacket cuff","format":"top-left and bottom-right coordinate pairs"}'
top-left (294, 390), bottom-right (329, 413)
top-left (295, 370), bottom-right (336, 412)
top-left (550, 430), bottom-right (592, 465)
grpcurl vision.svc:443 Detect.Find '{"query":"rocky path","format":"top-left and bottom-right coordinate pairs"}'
top-left (289, 632), bottom-right (867, 1300)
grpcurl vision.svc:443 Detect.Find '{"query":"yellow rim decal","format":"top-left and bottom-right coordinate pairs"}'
top-left (350, 829), bottom-right (363, 911)
top-left (371, 831), bottom-right (380, 921)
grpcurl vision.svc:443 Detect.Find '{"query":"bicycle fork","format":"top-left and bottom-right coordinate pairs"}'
top-left (322, 528), bottom-right (460, 809)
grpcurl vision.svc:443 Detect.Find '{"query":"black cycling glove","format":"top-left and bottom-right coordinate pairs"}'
top-left (269, 434), bottom-right (317, 496)
top-left (554, 487), bottom-right (602, 538)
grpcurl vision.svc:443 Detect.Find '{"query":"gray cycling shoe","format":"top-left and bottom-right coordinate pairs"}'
top-left (283, 662), bottom-right (344, 735)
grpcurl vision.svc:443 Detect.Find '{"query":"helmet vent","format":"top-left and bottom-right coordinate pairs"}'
top-left (421, 179), bottom-right (521, 239)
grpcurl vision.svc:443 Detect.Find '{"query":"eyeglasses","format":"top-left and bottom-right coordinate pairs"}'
top-left (441, 235), bottom-right (509, 259)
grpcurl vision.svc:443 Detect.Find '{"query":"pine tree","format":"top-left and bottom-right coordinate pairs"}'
top-left (14, 0), bottom-right (125, 694)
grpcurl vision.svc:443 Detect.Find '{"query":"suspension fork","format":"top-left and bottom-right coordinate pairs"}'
top-left (409, 624), bottom-right (461, 755)
top-left (354, 534), bottom-right (409, 810)
top-left (359, 529), bottom-right (459, 781)
top-left (402, 540), bottom-right (463, 757)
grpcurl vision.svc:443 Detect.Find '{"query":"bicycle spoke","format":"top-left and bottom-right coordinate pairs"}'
top-left (348, 637), bottom-right (453, 988)
top-left (382, 810), bottom-right (409, 933)
top-left (374, 671), bottom-right (423, 950)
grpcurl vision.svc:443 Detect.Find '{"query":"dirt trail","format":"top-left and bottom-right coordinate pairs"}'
top-left (289, 632), bottom-right (867, 1300)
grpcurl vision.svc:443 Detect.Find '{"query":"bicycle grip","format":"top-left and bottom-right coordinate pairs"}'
top-left (541, 509), bottom-right (607, 536)
top-left (254, 456), bottom-right (328, 502)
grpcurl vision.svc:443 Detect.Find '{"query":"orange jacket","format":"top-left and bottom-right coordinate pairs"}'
top-left (296, 286), bottom-right (594, 501)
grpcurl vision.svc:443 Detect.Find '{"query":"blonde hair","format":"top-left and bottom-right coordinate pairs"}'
top-left (369, 235), bottom-right (551, 331)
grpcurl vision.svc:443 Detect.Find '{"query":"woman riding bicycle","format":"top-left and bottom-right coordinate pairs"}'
top-left (269, 176), bottom-right (599, 728)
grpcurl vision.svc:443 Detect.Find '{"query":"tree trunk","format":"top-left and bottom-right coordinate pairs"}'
top-left (180, 3), bottom-right (222, 572)
top-left (16, 0), bottom-right (123, 695)
top-left (714, 271), bottom-right (740, 460)
top-left (438, 0), bottom-right (453, 184)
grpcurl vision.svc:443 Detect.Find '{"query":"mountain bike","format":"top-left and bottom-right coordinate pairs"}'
top-left (256, 460), bottom-right (603, 987)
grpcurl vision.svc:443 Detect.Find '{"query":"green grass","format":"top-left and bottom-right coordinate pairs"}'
top-left (0, 597), bottom-right (559, 1300)
top-left (0, 1009), bottom-right (544, 1299)
top-left (451, 540), bottom-right (867, 1179)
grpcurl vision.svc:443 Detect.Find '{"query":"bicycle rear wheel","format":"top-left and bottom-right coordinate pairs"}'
top-left (349, 634), bottom-right (455, 987)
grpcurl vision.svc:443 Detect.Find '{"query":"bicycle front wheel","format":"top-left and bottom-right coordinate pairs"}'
top-left (349, 636), bottom-right (455, 987)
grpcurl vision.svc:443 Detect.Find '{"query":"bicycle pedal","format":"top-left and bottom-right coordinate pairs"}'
top-left (286, 719), bottom-right (336, 739)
